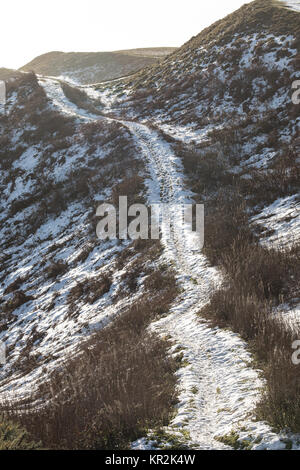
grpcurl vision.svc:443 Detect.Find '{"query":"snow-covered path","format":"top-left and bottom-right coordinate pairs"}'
top-left (38, 76), bottom-right (100, 121)
top-left (124, 122), bottom-right (288, 450)
top-left (39, 78), bottom-right (292, 450)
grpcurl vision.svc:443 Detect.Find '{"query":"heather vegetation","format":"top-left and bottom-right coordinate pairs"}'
top-left (169, 114), bottom-right (300, 431)
top-left (184, 0), bottom-right (300, 49)
top-left (0, 420), bottom-right (40, 450)
top-left (202, 199), bottom-right (300, 431)
top-left (60, 81), bottom-right (103, 114)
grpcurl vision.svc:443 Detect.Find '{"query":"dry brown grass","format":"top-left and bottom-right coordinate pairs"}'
top-left (45, 261), bottom-right (68, 280)
top-left (2, 291), bottom-right (34, 315)
top-left (111, 175), bottom-right (145, 207)
top-left (240, 148), bottom-right (300, 206)
top-left (3, 264), bottom-right (179, 449)
top-left (200, 193), bottom-right (300, 431)
top-left (61, 82), bottom-right (102, 115)
top-left (67, 274), bottom-right (112, 314)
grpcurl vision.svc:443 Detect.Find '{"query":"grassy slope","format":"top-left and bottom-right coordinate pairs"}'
top-left (128, 0), bottom-right (300, 91)
top-left (183, 0), bottom-right (300, 49)
top-left (121, 0), bottom-right (300, 434)
top-left (0, 73), bottom-right (180, 450)
top-left (115, 47), bottom-right (177, 57)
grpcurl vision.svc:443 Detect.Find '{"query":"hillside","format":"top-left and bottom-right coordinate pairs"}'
top-left (20, 48), bottom-right (177, 85)
top-left (0, 0), bottom-right (300, 451)
top-left (0, 68), bottom-right (22, 81)
top-left (97, 0), bottom-right (299, 442)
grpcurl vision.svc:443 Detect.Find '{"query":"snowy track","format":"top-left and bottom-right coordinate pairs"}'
top-left (124, 122), bottom-right (287, 450)
top-left (39, 78), bottom-right (292, 450)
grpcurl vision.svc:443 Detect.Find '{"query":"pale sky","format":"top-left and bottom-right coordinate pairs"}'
top-left (1, 0), bottom-right (250, 69)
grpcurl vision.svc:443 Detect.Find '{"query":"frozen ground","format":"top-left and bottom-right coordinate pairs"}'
top-left (8, 77), bottom-right (299, 449)
top-left (125, 121), bottom-right (297, 450)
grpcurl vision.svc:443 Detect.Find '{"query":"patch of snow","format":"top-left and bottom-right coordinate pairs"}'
top-left (283, 1), bottom-right (300, 12)
top-left (12, 146), bottom-right (40, 172)
top-left (251, 195), bottom-right (300, 248)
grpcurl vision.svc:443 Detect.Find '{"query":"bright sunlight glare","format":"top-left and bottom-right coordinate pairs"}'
top-left (1, 0), bottom-right (249, 69)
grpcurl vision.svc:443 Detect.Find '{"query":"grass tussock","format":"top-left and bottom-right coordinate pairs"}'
top-left (67, 274), bottom-right (112, 316)
top-left (61, 82), bottom-right (102, 115)
top-left (0, 420), bottom-right (40, 450)
top-left (111, 175), bottom-right (145, 206)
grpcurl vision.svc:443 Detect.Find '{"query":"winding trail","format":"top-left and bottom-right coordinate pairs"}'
top-left (122, 122), bottom-right (279, 449)
top-left (38, 77), bottom-right (288, 450)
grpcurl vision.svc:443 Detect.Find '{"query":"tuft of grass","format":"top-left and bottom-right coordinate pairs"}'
top-left (150, 428), bottom-right (191, 450)
top-left (0, 420), bottom-right (40, 450)
top-left (216, 430), bottom-right (253, 450)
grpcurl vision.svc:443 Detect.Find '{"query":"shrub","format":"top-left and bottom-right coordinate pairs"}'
top-left (111, 175), bottom-right (144, 206)
top-left (200, 198), bottom-right (300, 431)
top-left (61, 82), bottom-right (102, 115)
top-left (85, 275), bottom-right (111, 304)
top-left (181, 148), bottom-right (234, 193)
top-left (220, 239), bottom-right (289, 301)
top-left (3, 277), bottom-right (23, 295)
top-left (2, 291), bottom-right (34, 314)
top-left (0, 420), bottom-right (40, 450)
top-left (45, 261), bottom-right (67, 280)
top-left (203, 194), bottom-right (252, 265)
top-left (144, 268), bottom-right (177, 292)
top-left (32, 110), bottom-right (75, 141)
top-left (68, 274), bottom-right (112, 308)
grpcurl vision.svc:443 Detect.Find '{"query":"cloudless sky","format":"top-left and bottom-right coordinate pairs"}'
top-left (1, 0), bottom-right (250, 69)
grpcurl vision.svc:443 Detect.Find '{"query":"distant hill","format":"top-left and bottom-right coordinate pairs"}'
top-left (20, 48), bottom-right (177, 84)
top-left (0, 68), bottom-right (22, 81)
